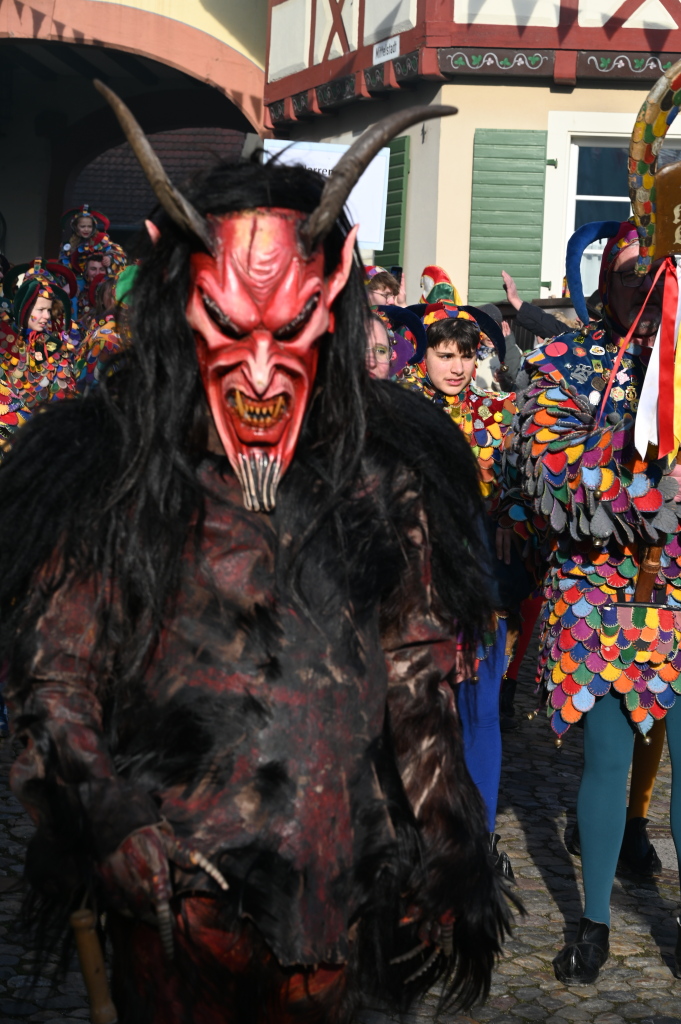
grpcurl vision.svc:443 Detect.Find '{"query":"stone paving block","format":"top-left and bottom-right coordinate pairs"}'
top-left (0, 998), bottom-right (41, 1016)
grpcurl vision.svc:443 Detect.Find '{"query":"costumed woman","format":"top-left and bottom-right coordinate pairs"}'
top-left (2, 87), bottom-right (514, 1024)
top-left (0, 273), bottom-right (77, 441)
top-left (368, 304), bottom-right (427, 379)
top-left (512, 62), bottom-right (681, 984)
top-left (398, 301), bottom-right (524, 875)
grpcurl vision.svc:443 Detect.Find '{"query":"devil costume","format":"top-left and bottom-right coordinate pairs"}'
top-left (512, 63), bottom-right (681, 985)
top-left (3, 89), bottom-right (512, 1024)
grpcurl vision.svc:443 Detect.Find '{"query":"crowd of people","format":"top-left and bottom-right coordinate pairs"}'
top-left (0, 75), bottom-right (679, 1023)
top-left (0, 204), bottom-right (133, 448)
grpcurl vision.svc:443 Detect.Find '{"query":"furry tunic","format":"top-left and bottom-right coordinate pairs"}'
top-left (6, 383), bottom-right (513, 1023)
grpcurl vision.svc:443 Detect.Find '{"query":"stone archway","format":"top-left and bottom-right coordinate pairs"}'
top-left (0, 0), bottom-right (266, 133)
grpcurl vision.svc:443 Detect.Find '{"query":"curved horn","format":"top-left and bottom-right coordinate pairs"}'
top-left (299, 105), bottom-right (457, 254)
top-left (629, 58), bottom-right (681, 274)
top-left (93, 79), bottom-right (214, 255)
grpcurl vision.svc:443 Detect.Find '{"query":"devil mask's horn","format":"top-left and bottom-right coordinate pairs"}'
top-left (94, 79), bottom-right (215, 255)
top-left (95, 78), bottom-right (456, 257)
top-left (298, 104), bottom-right (457, 254)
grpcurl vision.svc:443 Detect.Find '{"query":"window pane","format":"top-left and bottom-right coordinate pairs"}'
top-left (580, 252), bottom-right (602, 301)
top-left (577, 147), bottom-right (629, 197)
top-left (575, 198), bottom-right (630, 229)
top-left (659, 145), bottom-right (681, 169)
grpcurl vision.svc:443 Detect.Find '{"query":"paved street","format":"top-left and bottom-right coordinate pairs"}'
top-left (0, 641), bottom-right (679, 1023)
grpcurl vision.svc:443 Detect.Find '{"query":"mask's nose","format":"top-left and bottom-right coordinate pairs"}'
top-left (244, 333), bottom-right (275, 396)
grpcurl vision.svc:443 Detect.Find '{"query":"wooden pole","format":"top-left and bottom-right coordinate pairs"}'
top-left (70, 909), bottom-right (118, 1024)
top-left (633, 545), bottom-right (664, 603)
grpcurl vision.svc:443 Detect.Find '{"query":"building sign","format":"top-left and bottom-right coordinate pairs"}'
top-left (263, 139), bottom-right (391, 250)
top-left (373, 35), bottom-right (400, 64)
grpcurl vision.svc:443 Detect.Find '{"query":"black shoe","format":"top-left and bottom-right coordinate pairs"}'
top-left (553, 917), bottom-right (609, 985)
top-left (489, 833), bottom-right (515, 882)
top-left (674, 915), bottom-right (681, 977)
top-left (500, 675), bottom-right (517, 718)
top-left (619, 817), bottom-right (662, 877)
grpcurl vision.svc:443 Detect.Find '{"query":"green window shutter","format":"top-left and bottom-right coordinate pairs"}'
top-left (468, 129), bottom-right (547, 305)
top-left (374, 136), bottom-right (410, 267)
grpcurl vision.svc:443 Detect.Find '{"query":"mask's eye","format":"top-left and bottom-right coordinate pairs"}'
top-left (201, 292), bottom-right (248, 340)
top-left (273, 293), bottom-right (320, 342)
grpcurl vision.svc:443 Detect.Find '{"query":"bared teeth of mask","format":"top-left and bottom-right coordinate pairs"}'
top-left (234, 390), bottom-right (245, 419)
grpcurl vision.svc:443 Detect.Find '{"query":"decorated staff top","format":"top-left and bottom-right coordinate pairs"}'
top-left (629, 58), bottom-right (681, 272)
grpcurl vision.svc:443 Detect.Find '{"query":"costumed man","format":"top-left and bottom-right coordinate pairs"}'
top-left (365, 265), bottom-right (400, 305)
top-left (3, 86), bottom-right (514, 1024)
top-left (398, 301), bottom-right (523, 877)
top-left (512, 63), bottom-right (681, 984)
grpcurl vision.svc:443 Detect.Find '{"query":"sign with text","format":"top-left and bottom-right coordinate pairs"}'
top-left (373, 35), bottom-right (400, 64)
top-left (263, 139), bottom-right (390, 250)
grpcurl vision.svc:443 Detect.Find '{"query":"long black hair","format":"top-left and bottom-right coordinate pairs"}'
top-left (0, 160), bottom-right (491, 698)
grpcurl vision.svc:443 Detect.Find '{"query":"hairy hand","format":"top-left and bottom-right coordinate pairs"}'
top-left (97, 822), bottom-right (173, 917)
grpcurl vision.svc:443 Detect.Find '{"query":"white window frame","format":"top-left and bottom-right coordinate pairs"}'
top-left (541, 111), bottom-right (681, 298)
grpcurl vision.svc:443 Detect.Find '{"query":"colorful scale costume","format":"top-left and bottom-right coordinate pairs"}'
top-left (74, 313), bottom-right (123, 389)
top-left (0, 278), bottom-right (78, 442)
top-left (515, 327), bottom-right (681, 737)
top-left (399, 362), bottom-right (515, 513)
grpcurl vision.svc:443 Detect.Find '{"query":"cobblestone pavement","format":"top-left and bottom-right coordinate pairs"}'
top-left (0, 643), bottom-right (679, 1023)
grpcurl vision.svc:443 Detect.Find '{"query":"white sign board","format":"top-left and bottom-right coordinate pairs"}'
top-left (373, 35), bottom-right (400, 64)
top-left (263, 139), bottom-right (391, 251)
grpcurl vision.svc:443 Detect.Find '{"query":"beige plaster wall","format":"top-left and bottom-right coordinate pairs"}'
top-left (87, 0), bottom-right (267, 68)
top-left (437, 80), bottom-right (654, 301)
top-left (286, 83), bottom-right (444, 303)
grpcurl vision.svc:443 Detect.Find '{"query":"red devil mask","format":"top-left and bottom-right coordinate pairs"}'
top-left (186, 210), bottom-right (357, 512)
top-left (93, 79), bottom-right (454, 511)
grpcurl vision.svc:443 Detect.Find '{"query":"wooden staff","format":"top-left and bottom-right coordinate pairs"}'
top-left (70, 909), bottom-right (118, 1024)
top-left (633, 545), bottom-right (664, 603)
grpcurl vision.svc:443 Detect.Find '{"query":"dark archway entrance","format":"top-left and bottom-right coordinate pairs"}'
top-left (0, 40), bottom-right (254, 261)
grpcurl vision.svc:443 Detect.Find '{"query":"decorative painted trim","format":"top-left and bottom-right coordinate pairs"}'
top-left (438, 48), bottom-right (553, 75)
top-left (268, 99), bottom-right (287, 125)
top-left (578, 52), bottom-right (681, 79)
top-left (316, 75), bottom-right (356, 109)
top-left (364, 64), bottom-right (385, 91)
top-left (393, 50), bottom-right (419, 81)
top-left (291, 90), bottom-right (311, 117)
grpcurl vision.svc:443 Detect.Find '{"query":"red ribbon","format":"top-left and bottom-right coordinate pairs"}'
top-left (658, 257), bottom-right (679, 457)
top-left (597, 258), bottom-right (669, 427)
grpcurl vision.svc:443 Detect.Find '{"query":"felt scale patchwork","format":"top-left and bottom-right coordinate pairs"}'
top-left (514, 330), bottom-right (681, 546)
top-left (74, 316), bottom-right (124, 388)
top-left (538, 567), bottom-right (681, 737)
top-left (0, 320), bottom-right (78, 447)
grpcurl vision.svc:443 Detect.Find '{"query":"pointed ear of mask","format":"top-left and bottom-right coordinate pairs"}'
top-left (145, 219), bottom-right (161, 246)
top-left (325, 224), bottom-right (359, 306)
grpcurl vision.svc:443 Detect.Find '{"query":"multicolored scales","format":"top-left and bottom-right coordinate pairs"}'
top-left (398, 364), bottom-right (515, 512)
top-left (515, 327), bottom-right (681, 737)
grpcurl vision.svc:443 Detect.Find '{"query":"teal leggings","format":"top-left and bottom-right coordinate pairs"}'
top-left (577, 691), bottom-right (681, 926)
